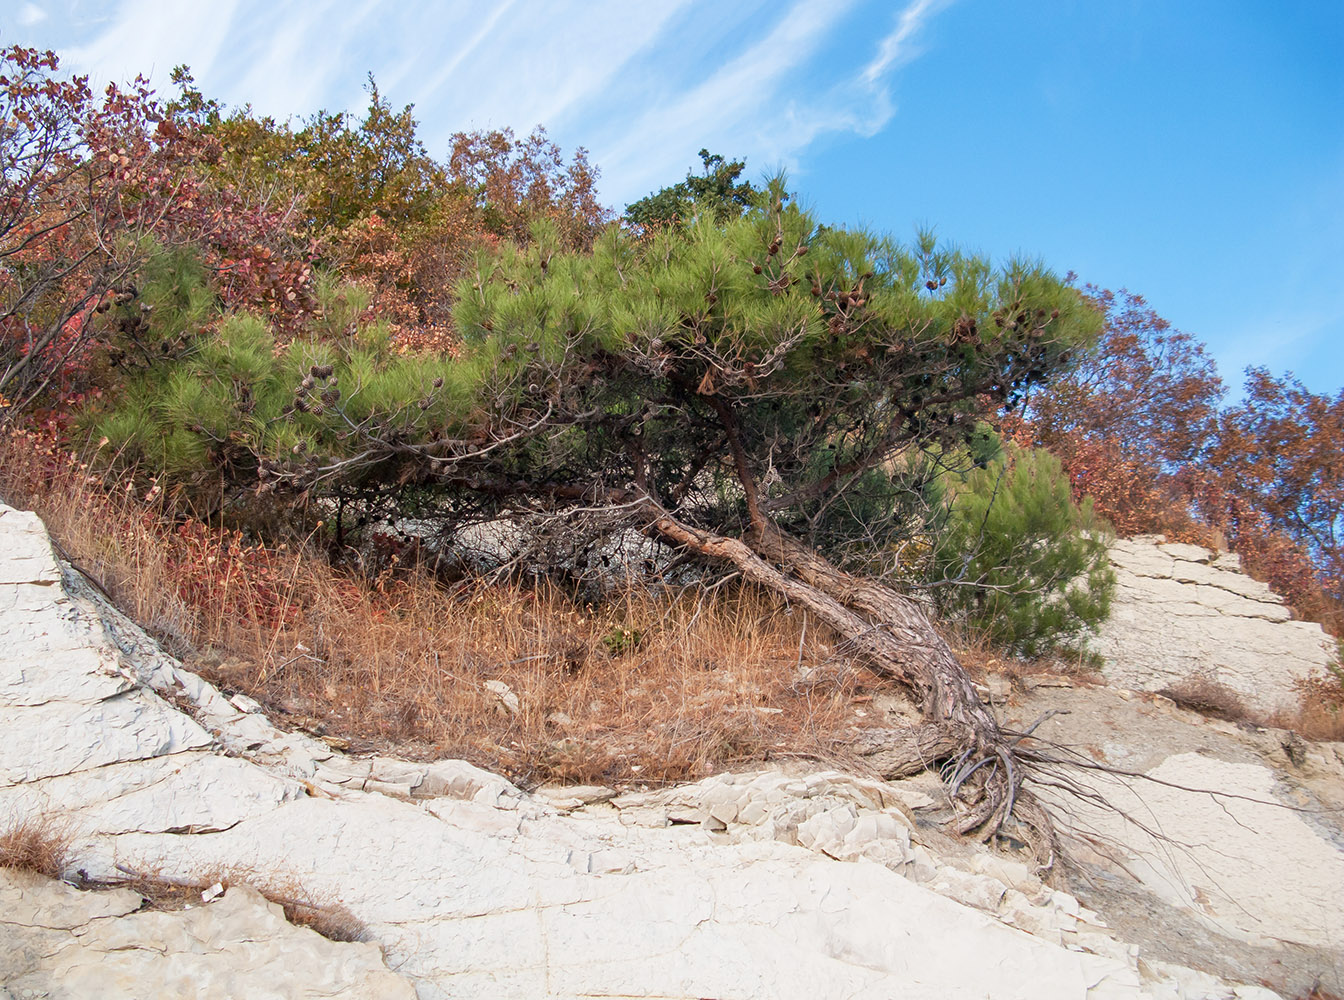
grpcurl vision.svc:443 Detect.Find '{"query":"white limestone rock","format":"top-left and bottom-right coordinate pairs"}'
top-left (85, 796), bottom-right (1164, 1000)
top-left (1095, 535), bottom-right (1338, 712)
top-left (0, 752), bottom-right (301, 837)
top-left (1155, 541), bottom-right (1214, 564)
top-left (535, 783), bottom-right (616, 810)
top-left (0, 870), bottom-right (415, 999)
top-left (0, 507), bottom-right (63, 585)
top-left (0, 690), bottom-right (211, 785)
top-left (1109, 536), bottom-right (1178, 578)
top-left (1044, 752), bottom-right (1344, 951)
top-left (0, 502), bottom-right (1303, 1000)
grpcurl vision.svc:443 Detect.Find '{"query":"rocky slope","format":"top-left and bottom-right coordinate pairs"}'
top-left (2, 502), bottom-right (1341, 999)
top-left (1, 873), bottom-right (412, 1000)
top-left (1094, 536), bottom-right (1337, 713)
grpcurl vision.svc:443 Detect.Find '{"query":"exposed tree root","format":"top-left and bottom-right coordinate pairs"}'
top-left (646, 506), bottom-right (1039, 850)
top-left (850, 723), bottom-right (972, 779)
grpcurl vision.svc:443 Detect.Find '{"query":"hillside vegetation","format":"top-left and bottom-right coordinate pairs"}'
top-left (1, 45), bottom-right (1340, 840)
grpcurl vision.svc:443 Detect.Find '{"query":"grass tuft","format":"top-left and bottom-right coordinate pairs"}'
top-left (1159, 675), bottom-right (1250, 723)
top-left (97, 865), bottom-right (367, 942)
top-left (0, 815), bottom-right (73, 879)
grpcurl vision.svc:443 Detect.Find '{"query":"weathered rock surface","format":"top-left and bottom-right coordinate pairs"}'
top-left (1052, 752), bottom-right (1344, 949)
top-left (1093, 536), bottom-right (1338, 713)
top-left (0, 870), bottom-right (415, 999)
top-left (2, 503), bottom-right (1333, 999)
top-left (1003, 682), bottom-right (1344, 995)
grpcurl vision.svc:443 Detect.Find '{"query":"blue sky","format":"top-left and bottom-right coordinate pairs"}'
top-left (5, 0), bottom-right (1341, 396)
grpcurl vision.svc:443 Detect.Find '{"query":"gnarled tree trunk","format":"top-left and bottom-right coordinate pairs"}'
top-left (749, 523), bottom-right (995, 730)
top-left (646, 505), bottom-right (1042, 844)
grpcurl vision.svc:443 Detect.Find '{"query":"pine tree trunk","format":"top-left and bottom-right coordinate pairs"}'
top-left (747, 523), bottom-right (995, 733)
top-left (646, 509), bottom-right (1029, 839)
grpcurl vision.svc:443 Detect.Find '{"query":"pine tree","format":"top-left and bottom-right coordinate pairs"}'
top-left (934, 445), bottom-right (1114, 657)
top-left (94, 187), bottom-right (1102, 842)
top-left (624, 149), bottom-right (761, 230)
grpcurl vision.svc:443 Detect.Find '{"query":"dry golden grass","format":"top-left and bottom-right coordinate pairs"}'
top-left (0, 428), bottom-right (872, 787)
top-left (1159, 674), bottom-right (1251, 723)
top-left (94, 864), bottom-right (366, 942)
top-left (1287, 703), bottom-right (1344, 742)
top-left (1275, 672), bottom-right (1344, 742)
top-left (1161, 671), bottom-right (1344, 742)
top-left (0, 815), bottom-right (73, 879)
top-left (229, 573), bottom-right (867, 785)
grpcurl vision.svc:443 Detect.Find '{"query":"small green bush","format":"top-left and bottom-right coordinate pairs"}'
top-left (933, 444), bottom-right (1114, 657)
top-left (602, 626), bottom-right (645, 656)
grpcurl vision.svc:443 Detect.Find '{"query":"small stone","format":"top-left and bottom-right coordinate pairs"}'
top-left (483, 679), bottom-right (521, 715)
top-left (986, 675), bottom-right (1011, 703)
top-left (889, 787), bottom-right (937, 811)
top-left (708, 800), bottom-right (739, 825)
top-left (932, 869), bottom-right (1008, 913)
top-left (537, 784), bottom-right (616, 808)
top-left (737, 800), bottom-right (769, 825)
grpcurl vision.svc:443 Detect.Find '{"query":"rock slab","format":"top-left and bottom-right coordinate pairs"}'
top-left (0, 870), bottom-right (414, 1000)
top-left (1094, 536), bottom-right (1337, 713)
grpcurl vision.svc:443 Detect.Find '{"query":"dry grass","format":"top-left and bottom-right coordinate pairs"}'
top-left (950, 627), bottom-right (1103, 695)
top-left (97, 865), bottom-right (366, 942)
top-left (1274, 670), bottom-right (1344, 742)
top-left (0, 428), bottom-right (876, 787)
top-left (277, 896), bottom-right (367, 942)
top-left (1160, 669), bottom-right (1344, 742)
top-left (0, 815), bottom-right (73, 879)
top-left (0, 809), bottom-right (360, 942)
top-left (1159, 674), bottom-right (1250, 723)
top-left (1285, 702), bottom-right (1344, 742)
top-left (1294, 986), bottom-right (1344, 1000)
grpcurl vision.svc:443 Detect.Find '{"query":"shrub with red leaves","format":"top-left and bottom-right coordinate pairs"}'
top-left (1019, 285), bottom-right (1343, 637)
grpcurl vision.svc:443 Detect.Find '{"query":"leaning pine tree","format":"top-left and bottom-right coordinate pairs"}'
top-left (437, 185), bottom-right (1097, 845)
top-left (95, 185), bottom-right (1102, 848)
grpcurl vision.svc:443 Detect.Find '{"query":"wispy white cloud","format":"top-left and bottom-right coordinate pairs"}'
top-left (589, 0), bottom-right (948, 203)
top-left (404, 3), bottom-right (516, 109)
top-left (395, 2), bottom-right (692, 142)
top-left (17, 3), bottom-right (47, 27)
top-left (1217, 304), bottom-right (1344, 391)
top-left (24, 0), bottom-right (949, 208)
top-left (862, 0), bottom-right (944, 85)
top-left (589, 0), bottom-right (857, 201)
top-left (62, 0), bottom-right (241, 89)
top-left (232, 0), bottom-right (364, 119)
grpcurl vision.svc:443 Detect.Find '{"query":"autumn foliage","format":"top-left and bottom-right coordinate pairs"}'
top-left (1, 46), bottom-right (609, 421)
top-left (1208, 369), bottom-right (1344, 600)
top-left (1017, 285), bottom-right (1344, 637)
top-left (0, 45), bottom-right (320, 415)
